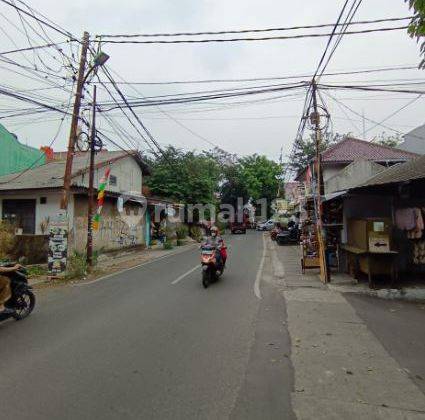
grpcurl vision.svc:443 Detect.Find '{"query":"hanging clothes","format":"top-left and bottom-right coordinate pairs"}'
top-left (407, 208), bottom-right (424, 239)
top-left (413, 241), bottom-right (425, 265)
top-left (395, 208), bottom-right (416, 231)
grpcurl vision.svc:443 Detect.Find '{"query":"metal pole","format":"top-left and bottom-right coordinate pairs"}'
top-left (86, 85), bottom-right (96, 267)
top-left (60, 31), bottom-right (90, 210)
top-left (311, 80), bottom-right (329, 283)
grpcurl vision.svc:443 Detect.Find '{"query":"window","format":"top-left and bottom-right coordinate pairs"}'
top-left (109, 175), bottom-right (117, 186)
top-left (2, 199), bottom-right (36, 234)
top-left (40, 197), bottom-right (47, 204)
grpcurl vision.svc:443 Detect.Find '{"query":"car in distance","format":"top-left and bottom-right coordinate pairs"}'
top-left (256, 220), bottom-right (275, 231)
top-left (230, 222), bottom-right (247, 234)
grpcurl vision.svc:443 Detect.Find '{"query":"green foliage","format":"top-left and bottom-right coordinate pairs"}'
top-left (189, 225), bottom-right (203, 242)
top-left (146, 146), bottom-right (282, 220)
top-left (238, 155), bottom-right (281, 201)
top-left (146, 146), bottom-right (221, 205)
top-left (163, 241), bottom-right (173, 250)
top-left (176, 225), bottom-right (189, 240)
top-left (215, 219), bottom-right (227, 233)
top-left (373, 132), bottom-right (402, 148)
top-left (405, 0), bottom-right (425, 68)
top-left (220, 163), bottom-right (249, 208)
top-left (27, 265), bottom-right (47, 277)
top-left (66, 253), bottom-right (88, 280)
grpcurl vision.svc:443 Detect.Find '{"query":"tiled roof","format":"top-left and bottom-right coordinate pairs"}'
top-left (0, 151), bottom-right (139, 191)
top-left (321, 137), bottom-right (419, 163)
top-left (354, 154), bottom-right (425, 189)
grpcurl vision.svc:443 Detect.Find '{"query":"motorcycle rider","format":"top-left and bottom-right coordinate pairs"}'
top-left (206, 226), bottom-right (227, 269)
top-left (0, 264), bottom-right (21, 314)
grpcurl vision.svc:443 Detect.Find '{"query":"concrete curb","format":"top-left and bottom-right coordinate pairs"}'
top-left (327, 282), bottom-right (425, 303)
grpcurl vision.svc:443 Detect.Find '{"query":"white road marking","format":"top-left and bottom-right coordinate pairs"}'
top-left (254, 233), bottom-right (267, 299)
top-left (171, 265), bottom-right (200, 285)
top-left (74, 244), bottom-right (197, 286)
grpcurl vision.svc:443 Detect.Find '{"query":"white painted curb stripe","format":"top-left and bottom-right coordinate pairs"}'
top-left (254, 233), bottom-right (267, 299)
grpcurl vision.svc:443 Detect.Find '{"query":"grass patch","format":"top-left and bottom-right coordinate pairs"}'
top-left (27, 265), bottom-right (47, 277)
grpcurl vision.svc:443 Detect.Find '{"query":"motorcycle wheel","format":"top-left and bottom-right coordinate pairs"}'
top-left (202, 270), bottom-right (210, 289)
top-left (12, 290), bottom-right (35, 321)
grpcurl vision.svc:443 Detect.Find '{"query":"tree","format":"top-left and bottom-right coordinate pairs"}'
top-left (373, 132), bottom-right (403, 148)
top-left (405, 0), bottom-right (425, 68)
top-left (146, 146), bottom-right (221, 205)
top-left (219, 163), bottom-right (249, 209)
top-left (239, 155), bottom-right (281, 216)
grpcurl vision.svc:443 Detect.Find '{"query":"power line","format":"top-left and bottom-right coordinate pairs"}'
top-left (97, 16), bottom-right (411, 38)
top-left (97, 26), bottom-right (408, 45)
top-left (364, 94), bottom-right (424, 135)
top-left (98, 82), bottom-right (307, 110)
top-left (94, 65), bottom-right (419, 86)
top-left (0, 0), bottom-right (77, 40)
top-left (313, 0), bottom-right (350, 80)
top-left (317, 0), bottom-right (363, 79)
top-left (319, 83), bottom-right (425, 94)
top-left (323, 90), bottom-right (425, 141)
top-left (105, 67), bottom-right (225, 151)
top-left (0, 78), bottom-right (75, 184)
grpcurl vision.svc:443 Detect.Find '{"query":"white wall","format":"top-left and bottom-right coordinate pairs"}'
top-left (75, 156), bottom-right (143, 195)
top-left (0, 190), bottom-right (74, 234)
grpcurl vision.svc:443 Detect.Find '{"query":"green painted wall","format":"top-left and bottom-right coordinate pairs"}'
top-left (0, 123), bottom-right (46, 176)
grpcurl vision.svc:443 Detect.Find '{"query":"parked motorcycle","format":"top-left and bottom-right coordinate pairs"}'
top-left (200, 244), bottom-right (225, 288)
top-left (276, 225), bottom-right (300, 246)
top-left (0, 263), bottom-right (35, 322)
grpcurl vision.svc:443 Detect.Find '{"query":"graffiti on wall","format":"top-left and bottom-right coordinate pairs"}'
top-left (73, 212), bottom-right (144, 253)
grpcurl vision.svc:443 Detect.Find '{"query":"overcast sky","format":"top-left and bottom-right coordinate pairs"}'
top-left (0, 0), bottom-right (423, 161)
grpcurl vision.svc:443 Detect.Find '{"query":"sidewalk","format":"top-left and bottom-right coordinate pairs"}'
top-left (270, 239), bottom-right (425, 419)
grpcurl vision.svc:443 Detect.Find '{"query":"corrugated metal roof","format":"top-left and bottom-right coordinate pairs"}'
top-left (322, 137), bottom-right (419, 163)
top-left (354, 154), bottom-right (425, 188)
top-left (0, 151), bottom-right (133, 191)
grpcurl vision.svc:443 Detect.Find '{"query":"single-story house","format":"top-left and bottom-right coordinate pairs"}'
top-left (0, 149), bottom-right (152, 254)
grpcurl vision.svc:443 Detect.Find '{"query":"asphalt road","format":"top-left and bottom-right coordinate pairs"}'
top-left (0, 231), bottom-right (294, 420)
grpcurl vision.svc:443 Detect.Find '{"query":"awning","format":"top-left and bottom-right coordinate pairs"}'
top-left (322, 190), bottom-right (347, 202)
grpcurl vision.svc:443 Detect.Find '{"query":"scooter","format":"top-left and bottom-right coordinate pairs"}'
top-left (276, 225), bottom-right (300, 246)
top-left (0, 263), bottom-right (35, 322)
top-left (200, 244), bottom-right (225, 289)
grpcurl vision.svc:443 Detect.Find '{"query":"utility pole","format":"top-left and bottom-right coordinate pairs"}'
top-left (86, 85), bottom-right (96, 267)
top-left (311, 80), bottom-right (329, 283)
top-left (60, 31), bottom-right (90, 210)
top-left (362, 109), bottom-right (366, 140)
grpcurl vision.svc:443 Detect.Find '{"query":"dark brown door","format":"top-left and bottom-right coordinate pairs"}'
top-left (2, 199), bottom-right (36, 234)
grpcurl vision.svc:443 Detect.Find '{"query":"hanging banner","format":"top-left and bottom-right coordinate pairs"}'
top-left (92, 167), bottom-right (111, 231)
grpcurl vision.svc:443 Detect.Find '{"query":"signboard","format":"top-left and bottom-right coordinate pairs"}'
top-left (48, 213), bottom-right (68, 276)
top-left (368, 233), bottom-right (390, 253)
